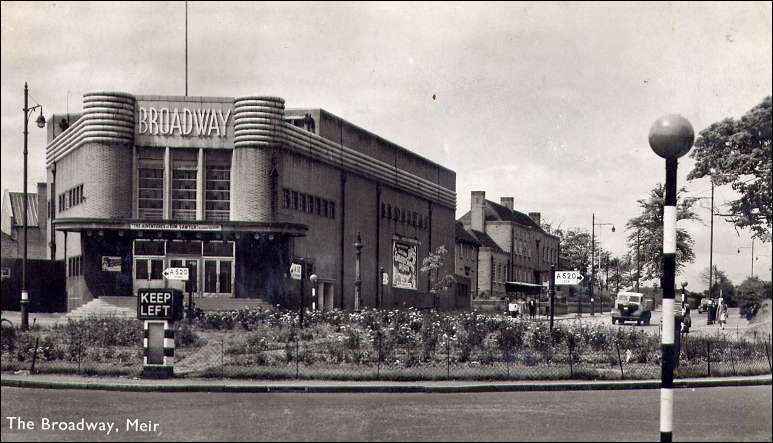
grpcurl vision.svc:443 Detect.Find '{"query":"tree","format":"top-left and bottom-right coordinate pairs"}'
top-left (626, 184), bottom-right (700, 283)
top-left (700, 266), bottom-right (736, 306)
top-left (735, 276), bottom-right (773, 317)
top-left (550, 228), bottom-right (593, 273)
top-left (420, 245), bottom-right (456, 309)
top-left (688, 96), bottom-right (772, 242)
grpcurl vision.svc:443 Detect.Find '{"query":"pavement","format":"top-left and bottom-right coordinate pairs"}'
top-left (2, 384), bottom-right (771, 441)
top-left (1, 372), bottom-right (770, 394)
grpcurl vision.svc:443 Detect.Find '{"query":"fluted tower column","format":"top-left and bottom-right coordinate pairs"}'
top-left (231, 96), bottom-right (285, 222)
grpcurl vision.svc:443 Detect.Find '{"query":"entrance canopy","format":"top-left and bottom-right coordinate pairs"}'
top-left (52, 218), bottom-right (308, 237)
top-left (505, 281), bottom-right (544, 295)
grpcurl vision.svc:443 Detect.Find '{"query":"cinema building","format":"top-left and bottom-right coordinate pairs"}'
top-left (45, 92), bottom-right (458, 312)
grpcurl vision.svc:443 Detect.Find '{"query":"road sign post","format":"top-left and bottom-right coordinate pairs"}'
top-left (554, 271), bottom-right (584, 286)
top-left (163, 267), bottom-right (191, 318)
top-left (291, 261), bottom-right (305, 328)
top-left (137, 288), bottom-right (183, 379)
top-left (554, 270), bottom-right (584, 321)
top-left (549, 265), bottom-right (556, 332)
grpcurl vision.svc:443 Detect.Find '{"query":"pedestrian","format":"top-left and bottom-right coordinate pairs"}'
top-left (681, 306), bottom-right (691, 335)
top-left (718, 304), bottom-right (728, 330)
top-left (528, 299), bottom-right (536, 321)
top-left (707, 301), bottom-right (716, 325)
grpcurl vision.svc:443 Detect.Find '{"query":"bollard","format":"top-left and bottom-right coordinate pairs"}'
top-left (142, 321), bottom-right (174, 378)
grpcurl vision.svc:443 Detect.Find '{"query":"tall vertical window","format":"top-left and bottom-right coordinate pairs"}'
top-left (138, 155), bottom-right (164, 220)
top-left (171, 151), bottom-right (197, 221)
top-left (205, 151), bottom-right (231, 221)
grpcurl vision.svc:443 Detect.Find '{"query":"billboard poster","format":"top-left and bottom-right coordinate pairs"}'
top-left (392, 242), bottom-right (417, 290)
top-left (101, 256), bottom-right (122, 272)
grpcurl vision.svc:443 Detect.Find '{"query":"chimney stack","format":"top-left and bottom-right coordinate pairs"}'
top-left (528, 212), bottom-right (541, 227)
top-left (471, 191), bottom-right (486, 232)
top-left (500, 197), bottom-right (514, 210)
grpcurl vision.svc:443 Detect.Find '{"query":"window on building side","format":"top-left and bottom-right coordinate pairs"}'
top-left (205, 151), bottom-right (231, 221)
top-left (171, 153), bottom-right (197, 221)
top-left (138, 157), bottom-right (164, 219)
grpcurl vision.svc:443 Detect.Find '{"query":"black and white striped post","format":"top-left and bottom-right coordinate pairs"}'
top-left (143, 320), bottom-right (175, 377)
top-left (648, 114), bottom-right (694, 442)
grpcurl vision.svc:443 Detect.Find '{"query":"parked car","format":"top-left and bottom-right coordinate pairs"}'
top-left (698, 297), bottom-right (715, 314)
top-left (611, 291), bottom-right (653, 325)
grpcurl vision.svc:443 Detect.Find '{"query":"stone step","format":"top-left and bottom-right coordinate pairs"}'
top-left (70, 296), bottom-right (274, 317)
top-left (99, 296), bottom-right (137, 309)
top-left (65, 299), bottom-right (136, 320)
top-left (194, 297), bottom-right (274, 311)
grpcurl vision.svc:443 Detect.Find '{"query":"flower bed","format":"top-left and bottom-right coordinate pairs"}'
top-left (2, 308), bottom-right (770, 380)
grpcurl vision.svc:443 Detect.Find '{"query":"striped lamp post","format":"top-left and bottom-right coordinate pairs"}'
top-left (648, 114), bottom-right (694, 443)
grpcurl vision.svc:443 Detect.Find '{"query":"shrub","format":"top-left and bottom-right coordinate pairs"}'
top-left (1, 323), bottom-right (17, 353)
top-left (175, 321), bottom-right (202, 347)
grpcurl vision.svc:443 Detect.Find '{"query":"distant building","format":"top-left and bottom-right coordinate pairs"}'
top-left (458, 191), bottom-right (560, 301)
top-left (454, 221), bottom-right (480, 307)
top-left (1, 184), bottom-right (49, 260)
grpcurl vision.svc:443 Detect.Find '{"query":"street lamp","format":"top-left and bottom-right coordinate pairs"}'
top-left (737, 239), bottom-right (755, 278)
top-left (21, 82), bottom-right (46, 331)
top-left (354, 232), bottom-right (362, 311)
top-left (649, 113), bottom-right (694, 443)
top-left (591, 213), bottom-right (615, 316)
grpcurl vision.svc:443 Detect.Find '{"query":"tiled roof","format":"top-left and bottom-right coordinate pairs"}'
top-left (458, 199), bottom-right (546, 233)
top-left (8, 192), bottom-right (38, 227)
top-left (468, 229), bottom-right (507, 254)
top-left (455, 221), bottom-right (480, 246)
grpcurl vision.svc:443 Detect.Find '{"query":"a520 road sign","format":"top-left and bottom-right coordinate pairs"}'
top-left (554, 270), bottom-right (584, 286)
top-left (163, 267), bottom-right (189, 281)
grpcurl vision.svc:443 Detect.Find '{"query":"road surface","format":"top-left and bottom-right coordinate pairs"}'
top-left (1, 385), bottom-right (770, 441)
top-left (555, 307), bottom-right (758, 339)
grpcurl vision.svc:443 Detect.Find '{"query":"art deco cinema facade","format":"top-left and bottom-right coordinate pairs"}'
top-left (46, 92), bottom-right (458, 311)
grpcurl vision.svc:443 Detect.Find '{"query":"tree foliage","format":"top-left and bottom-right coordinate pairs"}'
top-left (735, 276), bottom-right (773, 316)
top-left (700, 265), bottom-right (736, 305)
top-left (688, 96), bottom-right (772, 241)
top-left (626, 184), bottom-right (700, 282)
top-left (420, 245), bottom-right (456, 296)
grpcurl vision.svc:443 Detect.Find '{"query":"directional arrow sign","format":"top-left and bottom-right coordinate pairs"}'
top-left (554, 270), bottom-right (584, 286)
top-left (290, 263), bottom-right (302, 281)
top-left (163, 267), bottom-right (189, 281)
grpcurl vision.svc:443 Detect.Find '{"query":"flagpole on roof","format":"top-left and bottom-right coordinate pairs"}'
top-left (185, 0), bottom-right (188, 96)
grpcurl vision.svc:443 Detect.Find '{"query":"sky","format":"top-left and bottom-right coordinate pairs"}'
top-left (1, 1), bottom-right (771, 290)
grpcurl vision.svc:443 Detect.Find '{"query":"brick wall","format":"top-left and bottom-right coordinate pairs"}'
top-left (54, 142), bottom-right (133, 220)
top-left (230, 147), bottom-right (275, 222)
